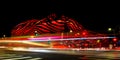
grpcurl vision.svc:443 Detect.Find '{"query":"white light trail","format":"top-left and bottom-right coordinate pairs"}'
top-left (0, 37), bottom-right (115, 42)
top-left (28, 36), bottom-right (115, 41)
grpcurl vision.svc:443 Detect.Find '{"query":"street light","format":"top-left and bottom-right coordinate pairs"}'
top-left (108, 25), bottom-right (120, 36)
top-left (67, 30), bottom-right (73, 37)
top-left (107, 27), bottom-right (115, 36)
top-left (70, 30), bottom-right (73, 33)
top-left (3, 34), bottom-right (6, 38)
top-left (108, 27), bottom-right (118, 48)
top-left (108, 28), bottom-right (112, 31)
top-left (3, 34), bottom-right (6, 39)
top-left (34, 31), bottom-right (39, 36)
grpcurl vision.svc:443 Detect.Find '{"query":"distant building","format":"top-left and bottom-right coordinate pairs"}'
top-left (11, 14), bottom-right (111, 48)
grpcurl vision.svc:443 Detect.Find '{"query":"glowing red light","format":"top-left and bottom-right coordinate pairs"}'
top-left (82, 32), bottom-right (86, 35)
top-left (113, 38), bottom-right (117, 42)
top-left (84, 43), bottom-right (88, 46)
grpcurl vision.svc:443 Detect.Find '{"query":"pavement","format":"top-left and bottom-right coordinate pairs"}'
top-left (1, 48), bottom-right (120, 60)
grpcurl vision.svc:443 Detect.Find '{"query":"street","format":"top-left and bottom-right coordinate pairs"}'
top-left (1, 48), bottom-right (120, 60)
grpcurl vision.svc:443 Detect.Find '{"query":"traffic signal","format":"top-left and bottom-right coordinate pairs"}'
top-left (113, 38), bottom-right (118, 42)
top-left (82, 31), bottom-right (86, 36)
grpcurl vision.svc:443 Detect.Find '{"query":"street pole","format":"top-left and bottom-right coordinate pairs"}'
top-left (3, 34), bottom-right (6, 39)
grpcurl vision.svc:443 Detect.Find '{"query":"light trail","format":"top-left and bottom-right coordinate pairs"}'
top-left (0, 36), bottom-right (115, 48)
top-left (28, 36), bottom-right (115, 41)
top-left (0, 40), bottom-right (49, 46)
top-left (0, 36), bottom-right (115, 42)
top-left (1, 36), bottom-right (116, 41)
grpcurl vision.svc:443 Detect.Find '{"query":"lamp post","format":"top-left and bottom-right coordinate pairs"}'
top-left (61, 32), bottom-right (64, 39)
top-left (108, 28), bottom-right (115, 49)
top-left (108, 27), bottom-right (115, 36)
top-left (34, 31), bottom-right (38, 36)
top-left (3, 34), bottom-right (6, 39)
top-left (60, 32), bottom-right (64, 44)
top-left (3, 34), bottom-right (6, 38)
top-left (70, 30), bottom-right (73, 33)
top-left (67, 30), bottom-right (73, 37)
top-left (107, 27), bottom-right (119, 48)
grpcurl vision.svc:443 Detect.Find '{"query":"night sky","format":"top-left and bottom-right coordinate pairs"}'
top-left (0, 1), bottom-right (120, 37)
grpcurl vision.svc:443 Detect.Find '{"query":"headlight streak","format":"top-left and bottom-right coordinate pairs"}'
top-left (0, 40), bottom-right (49, 46)
top-left (0, 37), bottom-right (115, 42)
top-left (28, 36), bottom-right (115, 41)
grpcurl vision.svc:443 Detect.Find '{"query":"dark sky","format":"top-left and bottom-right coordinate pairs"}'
top-left (0, 1), bottom-right (120, 37)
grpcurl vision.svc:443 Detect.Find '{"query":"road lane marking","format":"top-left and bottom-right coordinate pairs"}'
top-left (27, 58), bottom-right (42, 60)
top-left (2, 56), bottom-right (32, 60)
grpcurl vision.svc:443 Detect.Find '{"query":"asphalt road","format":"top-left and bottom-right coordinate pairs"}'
top-left (1, 48), bottom-right (120, 60)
